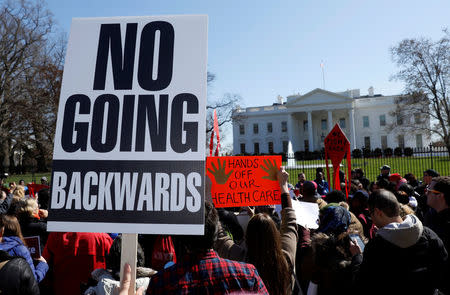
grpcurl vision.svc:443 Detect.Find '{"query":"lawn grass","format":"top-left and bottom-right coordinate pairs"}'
top-left (283, 156), bottom-right (449, 185)
top-left (4, 172), bottom-right (52, 187)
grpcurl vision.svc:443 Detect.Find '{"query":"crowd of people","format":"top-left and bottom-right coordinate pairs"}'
top-left (0, 165), bottom-right (448, 294)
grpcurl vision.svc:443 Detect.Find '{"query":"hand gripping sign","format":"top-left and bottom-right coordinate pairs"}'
top-left (206, 156), bottom-right (282, 208)
top-left (324, 124), bottom-right (351, 199)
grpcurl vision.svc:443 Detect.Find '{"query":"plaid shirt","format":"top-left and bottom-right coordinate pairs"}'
top-left (147, 249), bottom-right (268, 294)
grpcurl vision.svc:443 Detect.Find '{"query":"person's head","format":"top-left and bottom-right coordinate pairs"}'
top-left (380, 165), bottom-right (391, 176)
top-left (398, 183), bottom-right (414, 197)
top-left (0, 215), bottom-right (25, 244)
top-left (36, 188), bottom-right (50, 210)
top-left (246, 213), bottom-right (290, 295)
top-left (18, 179), bottom-right (25, 186)
top-left (350, 190), bottom-right (369, 212)
top-left (423, 169), bottom-right (439, 185)
top-left (369, 182), bottom-right (379, 192)
top-left (297, 173), bottom-right (305, 183)
top-left (324, 190), bottom-right (346, 204)
top-left (302, 181), bottom-right (318, 199)
top-left (403, 173), bottom-right (417, 185)
top-left (40, 177), bottom-right (48, 185)
top-left (176, 201), bottom-right (218, 254)
top-left (318, 205), bottom-right (351, 236)
top-left (17, 198), bottom-right (39, 218)
top-left (316, 171), bottom-right (324, 181)
top-left (376, 178), bottom-right (389, 189)
top-left (13, 186), bottom-right (25, 200)
top-left (355, 168), bottom-right (364, 179)
top-left (350, 179), bottom-right (362, 194)
top-left (368, 189), bottom-right (401, 228)
top-left (426, 177), bottom-right (450, 212)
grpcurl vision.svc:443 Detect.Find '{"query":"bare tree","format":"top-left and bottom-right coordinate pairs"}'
top-left (206, 72), bottom-right (242, 154)
top-left (390, 31), bottom-right (450, 154)
top-left (0, 0), bottom-right (58, 172)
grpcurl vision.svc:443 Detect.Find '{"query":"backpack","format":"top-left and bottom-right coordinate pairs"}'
top-left (151, 235), bottom-right (176, 270)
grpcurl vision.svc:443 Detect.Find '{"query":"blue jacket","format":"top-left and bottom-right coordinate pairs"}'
top-left (0, 236), bottom-right (48, 282)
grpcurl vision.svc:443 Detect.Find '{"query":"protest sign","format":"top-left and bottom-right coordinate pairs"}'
top-left (48, 15), bottom-right (207, 235)
top-left (324, 124), bottom-right (351, 197)
top-left (24, 236), bottom-right (41, 259)
top-left (291, 200), bottom-right (319, 229)
top-left (207, 156), bottom-right (282, 208)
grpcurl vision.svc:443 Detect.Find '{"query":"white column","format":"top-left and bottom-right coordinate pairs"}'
top-left (308, 111), bottom-right (314, 151)
top-left (349, 108), bottom-right (356, 149)
top-left (327, 110), bottom-right (333, 132)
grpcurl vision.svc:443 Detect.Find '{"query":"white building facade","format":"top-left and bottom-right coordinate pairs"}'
top-left (232, 88), bottom-right (431, 154)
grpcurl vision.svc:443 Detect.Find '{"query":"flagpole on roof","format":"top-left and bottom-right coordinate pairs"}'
top-left (320, 60), bottom-right (326, 90)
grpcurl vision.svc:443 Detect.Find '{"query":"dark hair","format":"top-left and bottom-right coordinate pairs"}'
top-left (324, 190), bottom-right (346, 204)
top-left (0, 215), bottom-right (26, 245)
top-left (217, 208), bottom-right (244, 241)
top-left (368, 189), bottom-right (400, 218)
top-left (376, 178), bottom-right (389, 189)
top-left (433, 176), bottom-right (450, 206)
top-left (398, 183), bottom-right (414, 196)
top-left (176, 201), bottom-right (218, 254)
top-left (37, 189), bottom-right (50, 210)
top-left (246, 213), bottom-right (290, 295)
top-left (106, 235), bottom-right (145, 276)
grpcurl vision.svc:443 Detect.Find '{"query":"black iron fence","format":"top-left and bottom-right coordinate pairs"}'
top-left (282, 146), bottom-right (449, 185)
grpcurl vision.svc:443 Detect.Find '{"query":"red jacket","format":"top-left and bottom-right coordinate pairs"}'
top-left (43, 232), bottom-right (113, 295)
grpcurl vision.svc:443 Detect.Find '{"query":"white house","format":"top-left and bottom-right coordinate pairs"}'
top-left (232, 88), bottom-right (431, 154)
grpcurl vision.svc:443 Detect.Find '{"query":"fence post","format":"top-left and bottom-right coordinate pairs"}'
top-left (429, 144), bottom-right (433, 170)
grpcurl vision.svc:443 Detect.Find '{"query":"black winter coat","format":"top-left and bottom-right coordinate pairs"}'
top-left (353, 226), bottom-right (448, 295)
top-left (0, 250), bottom-right (40, 295)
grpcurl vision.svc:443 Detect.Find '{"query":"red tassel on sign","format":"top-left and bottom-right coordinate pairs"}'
top-left (209, 130), bottom-right (214, 157)
top-left (213, 110), bottom-right (220, 156)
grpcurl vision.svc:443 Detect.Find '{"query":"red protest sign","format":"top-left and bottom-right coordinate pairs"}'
top-left (324, 124), bottom-right (351, 197)
top-left (206, 156), bottom-right (282, 208)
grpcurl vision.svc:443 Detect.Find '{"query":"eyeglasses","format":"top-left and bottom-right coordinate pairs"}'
top-left (425, 188), bottom-right (442, 195)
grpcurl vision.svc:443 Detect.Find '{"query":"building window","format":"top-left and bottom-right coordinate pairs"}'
top-left (321, 119), bottom-right (327, 130)
top-left (364, 136), bottom-right (371, 149)
top-left (416, 134), bottom-right (423, 148)
top-left (254, 142), bottom-right (260, 154)
top-left (267, 122), bottom-right (272, 133)
top-left (379, 114), bottom-right (386, 126)
top-left (240, 143), bottom-right (246, 154)
top-left (253, 123), bottom-right (258, 134)
top-left (268, 142), bottom-right (274, 154)
top-left (303, 120), bottom-right (308, 131)
top-left (398, 135), bottom-right (405, 149)
top-left (282, 141), bottom-right (289, 153)
top-left (239, 124), bottom-right (245, 135)
top-left (381, 136), bottom-right (388, 149)
top-left (304, 140), bottom-right (309, 151)
top-left (281, 121), bottom-right (287, 132)
top-left (397, 115), bottom-right (403, 126)
top-left (363, 116), bottom-right (369, 128)
top-left (339, 118), bottom-right (346, 129)
top-left (414, 113), bottom-right (421, 124)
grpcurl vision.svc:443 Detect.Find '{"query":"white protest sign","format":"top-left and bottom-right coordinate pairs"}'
top-left (291, 200), bottom-right (319, 229)
top-left (48, 15), bottom-right (207, 235)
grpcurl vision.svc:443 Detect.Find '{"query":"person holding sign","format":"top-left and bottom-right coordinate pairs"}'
top-left (0, 215), bottom-right (48, 283)
top-left (214, 168), bottom-right (298, 295)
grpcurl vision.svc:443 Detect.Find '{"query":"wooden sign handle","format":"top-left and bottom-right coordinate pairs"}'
top-left (120, 233), bottom-right (138, 295)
